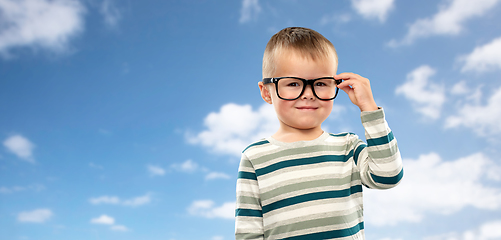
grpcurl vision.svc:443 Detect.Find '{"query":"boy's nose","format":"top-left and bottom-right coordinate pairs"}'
top-left (301, 85), bottom-right (315, 100)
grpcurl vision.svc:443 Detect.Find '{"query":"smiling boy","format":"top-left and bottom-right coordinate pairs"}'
top-left (235, 27), bottom-right (403, 240)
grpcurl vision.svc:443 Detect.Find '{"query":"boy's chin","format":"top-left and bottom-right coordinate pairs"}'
top-left (286, 123), bottom-right (323, 131)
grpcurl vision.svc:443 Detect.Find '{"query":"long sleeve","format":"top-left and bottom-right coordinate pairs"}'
top-left (356, 108), bottom-right (403, 189)
top-left (235, 153), bottom-right (264, 240)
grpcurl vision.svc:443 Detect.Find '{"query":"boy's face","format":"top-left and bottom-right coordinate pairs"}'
top-left (259, 51), bottom-right (337, 132)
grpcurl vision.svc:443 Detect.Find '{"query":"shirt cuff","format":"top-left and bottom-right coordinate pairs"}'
top-left (361, 107), bottom-right (384, 125)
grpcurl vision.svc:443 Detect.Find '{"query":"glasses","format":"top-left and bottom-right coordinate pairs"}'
top-left (262, 77), bottom-right (342, 101)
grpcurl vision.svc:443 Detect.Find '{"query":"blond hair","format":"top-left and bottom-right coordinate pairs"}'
top-left (263, 27), bottom-right (338, 78)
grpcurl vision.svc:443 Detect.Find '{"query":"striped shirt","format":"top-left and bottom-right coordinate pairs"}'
top-left (235, 109), bottom-right (403, 240)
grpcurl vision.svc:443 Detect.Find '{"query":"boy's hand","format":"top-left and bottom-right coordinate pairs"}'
top-left (335, 72), bottom-right (379, 112)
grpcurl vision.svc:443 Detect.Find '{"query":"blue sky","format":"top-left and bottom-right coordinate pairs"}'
top-left (1, 0), bottom-right (501, 239)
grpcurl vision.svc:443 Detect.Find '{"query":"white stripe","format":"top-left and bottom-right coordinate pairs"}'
top-left (363, 121), bottom-right (390, 135)
top-left (263, 197), bottom-right (362, 227)
top-left (245, 143), bottom-right (280, 157)
top-left (258, 162), bottom-right (356, 189)
top-left (367, 154), bottom-right (402, 173)
top-left (237, 203), bottom-right (262, 211)
top-left (239, 166), bottom-right (256, 173)
top-left (235, 217), bottom-right (263, 231)
top-left (324, 135), bottom-right (353, 143)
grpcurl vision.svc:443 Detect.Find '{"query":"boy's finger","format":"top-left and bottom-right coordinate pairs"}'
top-left (337, 79), bottom-right (358, 88)
top-left (335, 72), bottom-right (359, 80)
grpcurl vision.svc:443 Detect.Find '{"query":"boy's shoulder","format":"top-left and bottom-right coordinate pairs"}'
top-left (242, 132), bottom-right (361, 155)
top-left (326, 132), bottom-right (361, 145)
top-left (328, 132), bottom-right (354, 137)
top-left (242, 138), bottom-right (271, 154)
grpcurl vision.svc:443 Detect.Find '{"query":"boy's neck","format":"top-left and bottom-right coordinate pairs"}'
top-left (272, 126), bottom-right (324, 143)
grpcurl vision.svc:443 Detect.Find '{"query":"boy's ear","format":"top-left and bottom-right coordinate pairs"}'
top-left (258, 82), bottom-right (273, 104)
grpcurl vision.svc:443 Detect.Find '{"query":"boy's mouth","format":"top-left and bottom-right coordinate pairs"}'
top-left (296, 106), bottom-right (318, 110)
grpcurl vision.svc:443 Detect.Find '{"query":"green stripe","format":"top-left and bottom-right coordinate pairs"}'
top-left (353, 143), bottom-right (366, 165)
top-left (264, 209), bottom-right (362, 236)
top-left (262, 185), bottom-right (362, 214)
top-left (328, 132), bottom-right (351, 137)
top-left (238, 171), bottom-right (257, 180)
top-left (242, 140), bottom-right (270, 153)
top-left (371, 169), bottom-right (403, 185)
top-left (236, 233), bottom-right (263, 240)
top-left (260, 174), bottom-right (361, 201)
top-left (235, 208), bottom-right (262, 217)
top-left (279, 222), bottom-right (364, 240)
top-left (361, 109), bottom-right (384, 122)
top-left (256, 152), bottom-right (353, 177)
top-left (240, 158), bottom-right (254, 168)
top-left (252, 145), bottom-right (348, 165)
top-left (368, 143), bottom-right (398, 159)
top-left (238, 196), bottom-right (260, 205)
top-left (367, 131), bottom-right (394, 147)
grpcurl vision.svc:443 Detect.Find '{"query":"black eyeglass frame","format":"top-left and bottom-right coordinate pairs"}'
top-left (262, 77), bottom-right (342, 101)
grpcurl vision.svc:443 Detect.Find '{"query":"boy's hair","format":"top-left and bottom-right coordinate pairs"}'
top-left (263, 27), bottom-right (338, 78)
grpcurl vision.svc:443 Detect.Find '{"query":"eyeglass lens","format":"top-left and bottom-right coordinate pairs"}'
top-left (277, 78), bottom-right (338, 100)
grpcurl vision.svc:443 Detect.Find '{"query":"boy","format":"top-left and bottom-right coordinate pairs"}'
top-left (235, 27), bottom-right (403, 240)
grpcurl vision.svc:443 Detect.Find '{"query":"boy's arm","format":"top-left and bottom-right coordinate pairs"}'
top-left (335, 72), bottom-right (403, 188)
top-left (356, 108), bottom-right (403, 189)
top-left (235, 153), bottom-right (264, 240)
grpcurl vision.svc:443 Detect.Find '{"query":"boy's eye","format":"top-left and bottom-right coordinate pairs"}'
top-left (285, 81), bottom-right (302, 87)
top-left (315, 80), bottom-right (335, 87)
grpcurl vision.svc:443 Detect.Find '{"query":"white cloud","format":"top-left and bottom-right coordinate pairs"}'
top-left (328, 105), bottom-right (347, 120)
top-left (0, 0), bottom-right (85, 57)
top-left (187, 103), bottom-right (278, 157)
top-left (90, 214), bottom-right (115, 225)
top-left (351, 0), bottom-right (394, 23)
top-left (212, 236), bottom-right (224, 240)
top-left (0, 187), bottom-right (11, 194)
top-left (100, 0), bottom-right (121, 28)
top-left (450, 80), bottom-right (483, 105)
top-left (424, 220), bottom-right (501, 240)
top-left (89, 194), bottom-right (151, 206)
top-left (239, 0), bottom-right (261, 23)
top-left (122, 194), bottom-right (151, 206)
top-left (364, 152), bottom-right (501, 226)
top-left (171, 159), bottom-right (199, 173)
top-left (17, 208), bottom-right (53, 223)
top-left (147, 165), bottom-right (165, 176)
top-left (187, 200), bottom-right (235, 220)
top-left (98, 128), bottom-right (112, 135)
top-left (205, 172), bottom-right (231, 181)
top-left (3, 134), bottom-right (36, 163)
top-left (89, 162), bottom-right (104, 169)
top-left (171, 160), bottom-right (230, 180)
top-left (320, 13), bottom-right (351, 25)
top-left (89, 196), bottom-right (120, 205)
top-left (459, 36), bottom-right (501, 73)
top-left (445, 86), bottom-right (501, 136)
top-left (395, 65), bottom-right (445, 119)
top-left (0, 184), bottom-right (45, 194)
top-left (388, 0), bottom-right (500, 47)
top-left (110, 224), bottom-right (129, 232)
top-left (451, 80), bottom-right (468, 95)
top-left (91, 215), bottom-right (130, 232)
